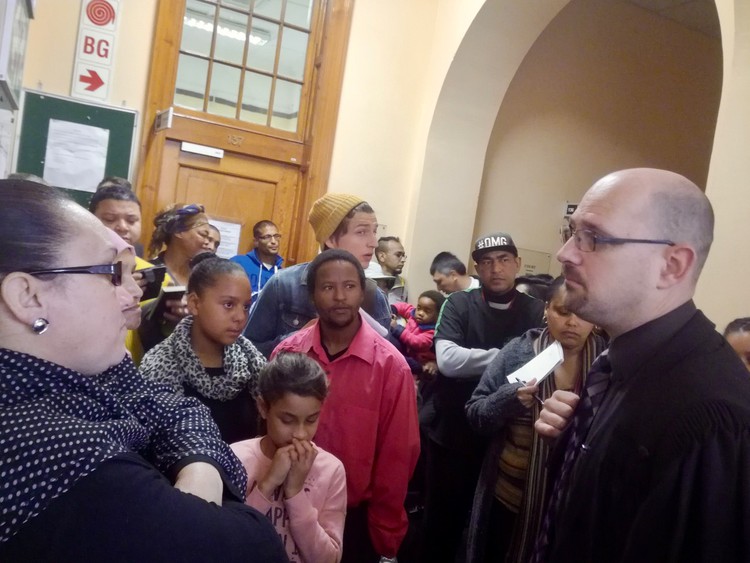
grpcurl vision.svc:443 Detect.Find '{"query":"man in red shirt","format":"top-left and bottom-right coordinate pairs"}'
top-left (274, 249), bottom-right (420, 563)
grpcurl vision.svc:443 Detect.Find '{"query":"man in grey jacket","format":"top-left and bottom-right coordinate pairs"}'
top-left (421, 232), bottom-right (544, 563)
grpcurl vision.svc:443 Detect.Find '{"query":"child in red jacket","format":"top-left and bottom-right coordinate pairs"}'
top-left (390, 290), bottom-right (445, 376)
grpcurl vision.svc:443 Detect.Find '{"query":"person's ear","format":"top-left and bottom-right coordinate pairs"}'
top-left (324, 234), bottom-right (338, 250)
top-left (657, 244), bottom-right (696, 288)
top-left (186, 291), bottom-right (200, 316)
top-left (256, 396), bottom-right (269, 419)
top-left (0, 273), bottom-right (49, 326)
top-left (514, 256), bottom-right (522, 271)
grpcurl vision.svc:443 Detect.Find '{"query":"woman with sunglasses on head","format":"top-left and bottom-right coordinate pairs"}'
top-left (464, 277), bottom-right (605, 563)
top-left (139, 203), bottom-right (217, 354)
top-left (0, 180), bottom-right (286, 561)
top-left (148, 203), bottom-right (216, 286)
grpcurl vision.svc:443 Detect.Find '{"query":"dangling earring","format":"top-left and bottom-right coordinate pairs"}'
top-left (542, 315), bottom-right (548, 326)
top-left (32, 318), bottom-right (50, 335)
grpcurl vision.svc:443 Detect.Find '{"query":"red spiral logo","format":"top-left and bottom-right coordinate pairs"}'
top-left (86, 0), bottom-right (115, 26)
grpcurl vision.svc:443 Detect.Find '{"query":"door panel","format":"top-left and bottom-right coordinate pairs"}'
top-left (145, 140), bottom-right (303, 264)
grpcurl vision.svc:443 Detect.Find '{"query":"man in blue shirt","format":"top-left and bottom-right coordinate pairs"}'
top-left (231, 220), bottom-right (284, 300)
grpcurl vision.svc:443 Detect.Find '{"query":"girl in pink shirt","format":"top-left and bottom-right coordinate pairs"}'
top-left (231, 352), bottom-right (347, 563)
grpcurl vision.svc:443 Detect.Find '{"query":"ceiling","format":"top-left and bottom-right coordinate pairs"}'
top-left (627, 0), bottom-right (721, 38)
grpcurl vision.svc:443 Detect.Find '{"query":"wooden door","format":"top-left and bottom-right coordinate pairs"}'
top-left (137, 0), bottom-right (355, 265)
top-left (146, 140), bottom-right (303, 262)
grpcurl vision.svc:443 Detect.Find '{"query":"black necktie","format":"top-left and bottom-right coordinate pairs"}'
top-left (531, 350), bottom-right (612, 562)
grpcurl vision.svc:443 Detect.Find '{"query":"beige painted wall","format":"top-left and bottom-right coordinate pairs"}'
top-left (402, 0), bottom-right (569, 297)
top-left (696, 0), bottom-right (750, 330)
top-left (327, 0), bottom-right (435, 238)
top-left (22, 0), bottom-right (157, 171)
top-left (475, 0), bottom-right (722, 278)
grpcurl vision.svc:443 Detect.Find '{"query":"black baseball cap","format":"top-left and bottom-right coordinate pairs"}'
top-left (472, 232), bottom-right (518, 261)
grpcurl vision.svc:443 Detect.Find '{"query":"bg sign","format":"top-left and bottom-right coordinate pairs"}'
top-left (72, 0), bottom-right (121, 101)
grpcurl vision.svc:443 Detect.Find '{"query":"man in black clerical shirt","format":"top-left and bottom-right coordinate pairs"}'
top-left (534, 168), bottom-right (750, 563)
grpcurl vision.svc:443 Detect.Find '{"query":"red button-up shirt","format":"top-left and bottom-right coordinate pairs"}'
top-left (273, 316), bottom-right (420, 557)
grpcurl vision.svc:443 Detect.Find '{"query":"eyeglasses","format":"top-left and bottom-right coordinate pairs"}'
top-left (26, 261), bottom-right (123, 286)
top-left (257, 234), bottom-right (282, 242)
top-left (175, 204), bottom-right (205, 217)
top-left (566, 228), bottom-right (675, 253)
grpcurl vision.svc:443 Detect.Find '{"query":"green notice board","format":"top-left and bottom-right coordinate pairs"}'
top-left (16, 91), bottom-right (137, 207)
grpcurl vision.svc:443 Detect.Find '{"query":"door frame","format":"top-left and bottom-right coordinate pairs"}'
top-left (136, 0), bottom-right (354, 264)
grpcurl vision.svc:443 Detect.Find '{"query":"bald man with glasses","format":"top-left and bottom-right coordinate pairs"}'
top-left (533, 168), bottom-right (750, 563)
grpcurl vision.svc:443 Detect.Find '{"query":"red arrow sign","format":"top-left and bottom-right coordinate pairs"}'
top-left (79, 69), bottom-right (104, 91)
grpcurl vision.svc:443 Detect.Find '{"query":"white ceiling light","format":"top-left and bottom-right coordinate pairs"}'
top-left (184, 16), bottom-right (270, 46)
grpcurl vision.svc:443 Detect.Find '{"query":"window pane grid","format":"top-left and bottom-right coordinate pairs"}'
top-left (175, 0), bottom-right (314, 132)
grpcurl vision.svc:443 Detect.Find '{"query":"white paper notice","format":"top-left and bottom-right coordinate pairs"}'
top-left (43, 119), bottom-right (109, 192)
top-left (507, 341), bottom-right (564, 385)
top-left (210, 219), bottom-right (242, 259)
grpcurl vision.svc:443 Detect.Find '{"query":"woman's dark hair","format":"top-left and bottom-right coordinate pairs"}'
top-left (328, 201), bottom-right (374, 244)
top-left (543, 276), bottom-right (566, 303)
top-left (88, 176), bottom-right (140, 214)
top-left (724, 318), bottom-right (750, 337)
top-left (0, 180), bottom-right (74, 282)
top-left (6, 172), bottom-right (49, 185)
top-left (258, 352), bottom-right (328, 405)
top-left (513, 274), bottom-right (554, 301)
top-left (188, 251), bottom-right (217, 270)
top-left (306, 249), bottom-right (366, 294)
top-left (187, 255), bottom-right (246, 295)
top-left (148, 203), bottom-right (206, 258)
top-left (419, 289), bottom-right (445, 311)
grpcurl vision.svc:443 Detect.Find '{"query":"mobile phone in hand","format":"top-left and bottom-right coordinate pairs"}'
top-left (148, 285), bottom-right (187, 320)
top-left (139, 265), bottom-right (168, 301)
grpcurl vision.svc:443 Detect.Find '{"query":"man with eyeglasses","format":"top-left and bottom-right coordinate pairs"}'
top-left (421, 231), bottom-right (544, 563)
top-left (533, 168), bottom-right (750, 563)
top-left (374, 236), bottom-right (408, 305)
top-left (231, 220), bottom-right (284, 300)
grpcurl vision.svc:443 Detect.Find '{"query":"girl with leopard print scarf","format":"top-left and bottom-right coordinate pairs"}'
top-left (141, 256), bottom-right (266, 443)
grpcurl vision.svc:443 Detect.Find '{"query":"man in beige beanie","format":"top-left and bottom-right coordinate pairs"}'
top-left (244, 193), bottom-right (391, 357)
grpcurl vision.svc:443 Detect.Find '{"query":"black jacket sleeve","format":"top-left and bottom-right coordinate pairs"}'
top-left (0, 453), bottom-right (289, 563)
top-left (620, 407), bottom-right (750, 563)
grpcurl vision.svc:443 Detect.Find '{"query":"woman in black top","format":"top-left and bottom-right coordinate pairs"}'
top-left (0, 180), bottom-right (285, 562)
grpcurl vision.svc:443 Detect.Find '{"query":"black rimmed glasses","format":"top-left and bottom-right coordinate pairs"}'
top-left (257, 234), bottom-right (282, 242)
top-left (26, 261), bottom-right (123, 286)
top-left (567, 228), bottom-right (675, 253)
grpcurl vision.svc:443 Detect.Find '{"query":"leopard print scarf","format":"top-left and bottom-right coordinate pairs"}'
top-left (141, 316), bottom-right (265, 401)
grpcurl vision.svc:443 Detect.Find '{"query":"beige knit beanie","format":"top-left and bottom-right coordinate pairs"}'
top-left (308, 193), bottom-right (366, 244)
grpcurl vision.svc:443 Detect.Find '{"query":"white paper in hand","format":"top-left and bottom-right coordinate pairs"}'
top-left (507, 341), bottom-right (564, 385)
